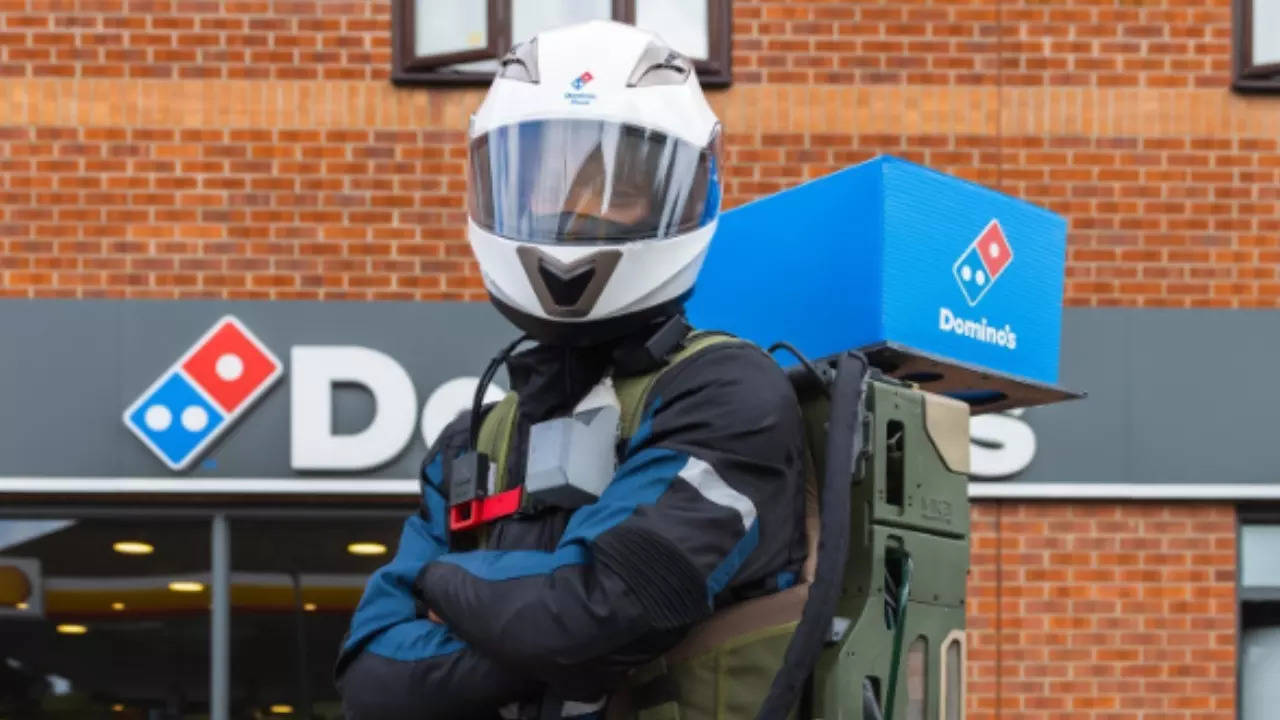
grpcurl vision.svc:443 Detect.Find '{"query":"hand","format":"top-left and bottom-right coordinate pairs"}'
top-left (428, 608), bottom-right (444, 624)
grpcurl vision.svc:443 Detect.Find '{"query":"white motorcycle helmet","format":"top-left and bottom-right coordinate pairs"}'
top-left (466, 20), bottom-right (723, 346)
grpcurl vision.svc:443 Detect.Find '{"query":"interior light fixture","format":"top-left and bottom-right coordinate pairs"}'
top-left (346, 542), bottom-right (387, 556)
top-left (168, 581), bottom-right (204, 593)
top-left (112, 541), bottom-right (154, 555)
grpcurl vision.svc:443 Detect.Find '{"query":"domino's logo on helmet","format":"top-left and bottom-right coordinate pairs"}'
top-left (122, 316), bottom-right (282, 470)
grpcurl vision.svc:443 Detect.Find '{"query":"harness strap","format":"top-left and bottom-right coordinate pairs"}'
top-left (615, 331), bottom-right (739, 441)
top-left (466, 391), bottom-right (520, 549)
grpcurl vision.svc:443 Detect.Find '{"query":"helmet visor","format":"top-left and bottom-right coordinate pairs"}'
top-left (468, 119), bottom-right (721, 244)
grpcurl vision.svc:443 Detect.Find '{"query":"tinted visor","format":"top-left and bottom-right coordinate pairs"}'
top-left (468, 119), bottom-right (721, 244)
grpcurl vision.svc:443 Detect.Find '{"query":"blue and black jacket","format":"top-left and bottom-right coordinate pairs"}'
top-left (336, 329), bottom-right (807, 719)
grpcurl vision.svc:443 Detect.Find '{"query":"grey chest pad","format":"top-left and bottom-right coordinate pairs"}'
top-left (524, 377), bottom-right (622, 509)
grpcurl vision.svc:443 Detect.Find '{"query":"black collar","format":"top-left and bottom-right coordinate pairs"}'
top-left (504, 314), bottom-right (689, 421)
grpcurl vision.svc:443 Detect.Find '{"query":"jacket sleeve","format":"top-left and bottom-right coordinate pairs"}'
top-left (418, 344), bottom-right (807, 698)
top-left (336, 419), bottom-right (541, 720)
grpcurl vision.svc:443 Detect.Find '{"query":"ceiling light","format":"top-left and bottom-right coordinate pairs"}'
top-left (112, 704), bottom-right (125, 712)
top-left (113, 541), bottom-right (154, 555)
top-left (56, 624), bottom-right (88, 635)
top-left (346, 542), bottom-right (387, 556)
top-left (15, 602), bottom-right (28, 611)
top-left (168, 581), bottom-right (204, 593)
top-left (270, 704), bottom-right (294, 714)
top-left (111, 602), bottom-right (125, 611)
top-left (303, 602), bottom-right (317, 612)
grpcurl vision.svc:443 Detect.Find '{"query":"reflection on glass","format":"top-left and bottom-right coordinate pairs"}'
top-left (229, 517), bottom-right (401, 720)
top-left (513, 0), bottom-right (611, 45)
top-left (0, 518), bottom-right (211, 718)
top-left (415, 0), bottom-right (488, 57)
top-left (637, 0), bottom-right (709, 60)
top-left (1255, 0), bottom-right (1280, 66)
top-left (1243, 524), bottom-right (1280, 588)
top-left (1242, 604), bottom-right (1280, 720)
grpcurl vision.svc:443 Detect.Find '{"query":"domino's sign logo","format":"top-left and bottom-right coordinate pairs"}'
top-left (123, 316), bottom-right (282, 470)
top-left (952, 219), bottom-right (1013, 306)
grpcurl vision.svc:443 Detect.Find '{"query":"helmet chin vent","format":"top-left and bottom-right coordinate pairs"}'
top-left (516, 246), bottom-right (622, 320)
top-left (539, 260), bottom-right (595, 308)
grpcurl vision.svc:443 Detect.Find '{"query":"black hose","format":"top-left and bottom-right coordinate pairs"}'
top-left (469, 334), bottom-right (530, 449)
top-left (754, 350), bottom-right (869, 719)
top-left (767, 341), bottom-right (831, 398)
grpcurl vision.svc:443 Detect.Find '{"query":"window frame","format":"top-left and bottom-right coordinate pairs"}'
top-left (1238, 505), bottom-right (1280, 720)
top-left (1233, 0), bottom-right (1280, 92)
top-left (390, 0), bottom-right (732, 89)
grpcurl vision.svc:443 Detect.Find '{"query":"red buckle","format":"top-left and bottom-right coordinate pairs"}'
top-left (448, 486), bottom-right (523, 532)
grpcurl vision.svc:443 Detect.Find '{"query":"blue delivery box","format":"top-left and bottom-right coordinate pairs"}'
top-left (686, 155), bottom-right (1076, 411)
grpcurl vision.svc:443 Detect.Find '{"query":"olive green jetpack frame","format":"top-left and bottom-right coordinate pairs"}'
top-left (800, 374), bottom-right (971, 720)
top-left (604, 353), bottom-right (972, 720)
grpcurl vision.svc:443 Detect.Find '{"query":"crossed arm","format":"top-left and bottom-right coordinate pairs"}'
top-left (336, 346), bottom-right (804, 719)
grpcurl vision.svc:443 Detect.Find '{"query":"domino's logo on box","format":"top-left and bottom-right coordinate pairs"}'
top-left (952, 219), bottom-right (1013, 306)
top-left (123, 316), bottom-right (282, 471)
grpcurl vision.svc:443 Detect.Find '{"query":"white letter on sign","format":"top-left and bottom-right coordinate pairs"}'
top-left (290, 346), bottom-right (418, 471)
top-left (969, 409), bottom-right (1036, 479)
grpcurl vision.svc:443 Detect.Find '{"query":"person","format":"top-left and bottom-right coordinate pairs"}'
top-left (335, 20), bottom-right (807, 720)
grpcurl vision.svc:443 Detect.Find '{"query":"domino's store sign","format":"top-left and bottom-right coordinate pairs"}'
top-left (123, 317), bottom-right (282, 470)
top-left (0, 300), bottom-right (517, 484)
top-left (119, 315), bottom-right (515, 474)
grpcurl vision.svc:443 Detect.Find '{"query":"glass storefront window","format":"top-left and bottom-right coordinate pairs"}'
top-left (0, 517), bottom-right (212, 718)
top-left (228, 516), bottom-right (402, 720)
top-left (0, 512), bottom-right (404, 719)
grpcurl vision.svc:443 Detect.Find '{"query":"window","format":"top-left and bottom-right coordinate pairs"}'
top-left (1234, 0), bottom-right (1280, 91)
top-left (0, 510), bottom-right (403, 719)
top-left (1, 518), bottom-right (212, 717)
top-left (1241, 518), bottom-right (1280, 720)
top-left (228, 516), bottom-right (401, 719)
top-left (392, 0), bottom-right (732, 88)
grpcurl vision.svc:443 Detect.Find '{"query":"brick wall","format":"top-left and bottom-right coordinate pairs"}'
top-left (2, 0), bottom-right (1278, 306)
top-left (968, 502), bottom-right (1238, 720)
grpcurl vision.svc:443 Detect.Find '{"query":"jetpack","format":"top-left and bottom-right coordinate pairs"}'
top-left (685, 156), bottom-right (1082, 720)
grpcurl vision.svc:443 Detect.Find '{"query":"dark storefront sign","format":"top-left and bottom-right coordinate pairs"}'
top-left (970, 308), bottom-right (1280, 498)
top-left (0, 299), bottom-right (513, 495)
top-left (2, 301), bottom-right (1280, 499)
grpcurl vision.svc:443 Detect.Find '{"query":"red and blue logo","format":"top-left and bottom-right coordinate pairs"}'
top-left (570, 70), bottom-right (594, 90)
top-left (952, 219), bottom-right (1013, 306)
top-left (122, 316), bottom-right (282, 470)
